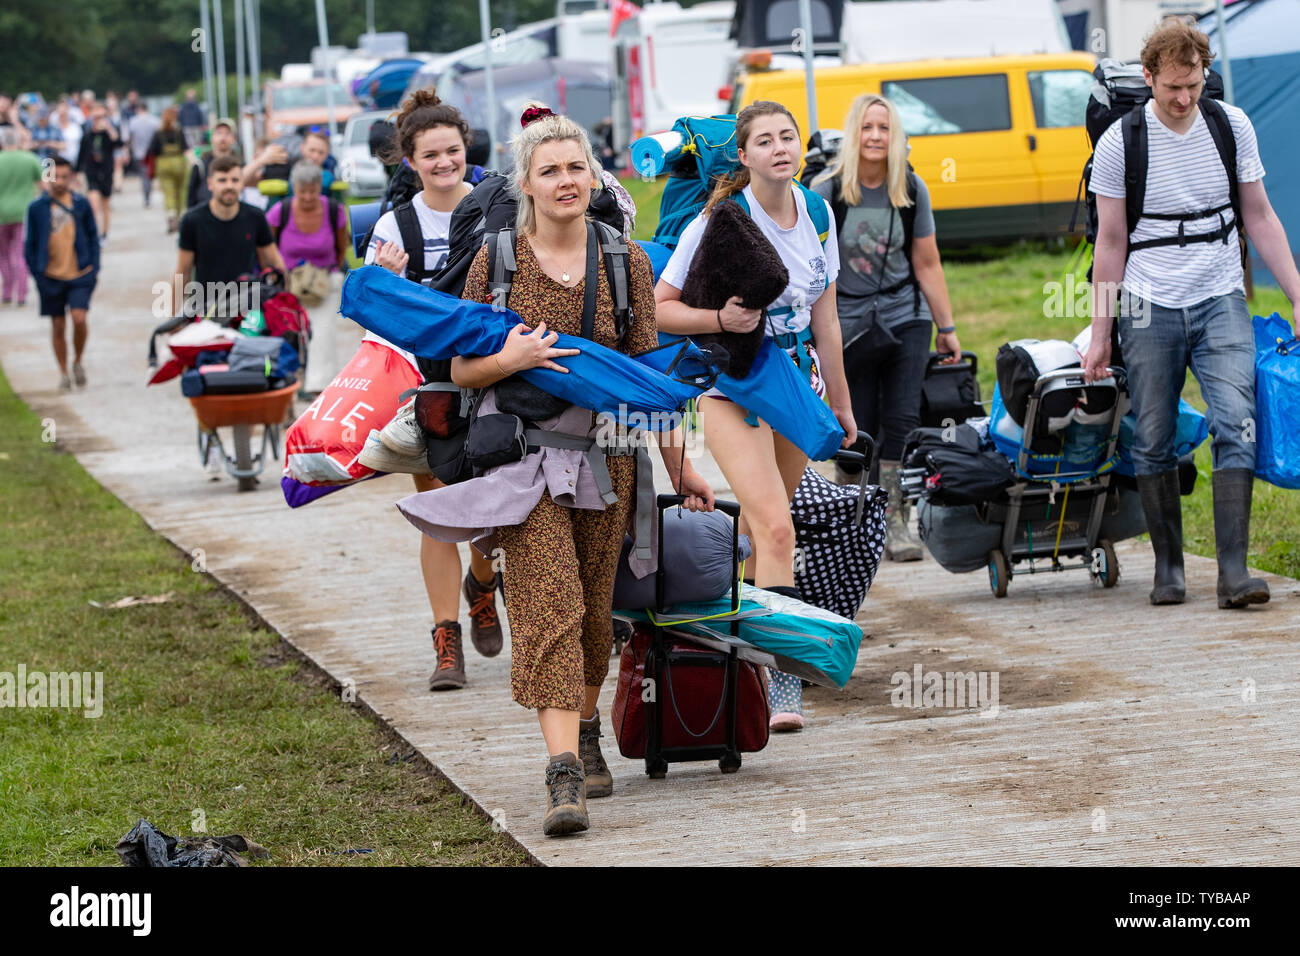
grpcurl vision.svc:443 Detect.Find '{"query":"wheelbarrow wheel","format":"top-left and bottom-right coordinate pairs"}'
top-left (1092, 538), bottom-right (1120, 588)
top-left (232, 424), bottom-right (257, 492)
top-left (988, 549), bottom-right (1009, 598)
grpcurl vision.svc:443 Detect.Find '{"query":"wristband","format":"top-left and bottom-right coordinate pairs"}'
top-left (936, 325), bottom-right (956, 334)
top-left (716, 309), bottom-right (724, 332)
top-left (494, 355), bottom-right (510, 377)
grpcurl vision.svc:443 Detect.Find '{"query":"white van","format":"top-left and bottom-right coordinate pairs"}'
top-left (610, 1), bottom-right (737, 153)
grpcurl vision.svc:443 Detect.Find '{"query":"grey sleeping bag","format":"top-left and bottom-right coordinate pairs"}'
top-left (612, 507), bottom-right (752, 610)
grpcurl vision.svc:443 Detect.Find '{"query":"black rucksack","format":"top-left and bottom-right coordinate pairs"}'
top-left (397, 172), bottom-right (631, 484)
top-left (266, 194), bottom-right (342, 246)
top-left (1074, 59), bottom-right (1239, 261)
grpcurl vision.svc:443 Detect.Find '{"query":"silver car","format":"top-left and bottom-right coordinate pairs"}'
top-left (338, 110), bottom-right (392, 199)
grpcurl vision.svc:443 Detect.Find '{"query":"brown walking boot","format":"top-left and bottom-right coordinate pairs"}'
top-left (462, 569), bottom-right (503, 657)
top-left (578, 712), bottom-right (613, 798)
top-left (427, 621), bottom-right (466, 691)
top-left (543, 752), bottom-right (589, 836)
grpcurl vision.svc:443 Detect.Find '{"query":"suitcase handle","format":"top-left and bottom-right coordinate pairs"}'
top-left (655, 495), bottom-right (742, 633)
top-left (828, 446), bottom-right (873, 526)
top-left (926, 349), bottom-right (978, 376)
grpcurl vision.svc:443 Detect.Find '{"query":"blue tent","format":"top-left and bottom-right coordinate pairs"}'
top-left (1201, 0), bottom-right (1300, 286)
top-left (356, 59), bottom-right (427, 110)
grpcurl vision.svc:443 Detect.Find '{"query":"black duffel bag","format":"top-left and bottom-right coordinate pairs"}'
top-left (904, 424), bottom-right (1015, 506)
top-left (920, 350), bottom-right (983, 428)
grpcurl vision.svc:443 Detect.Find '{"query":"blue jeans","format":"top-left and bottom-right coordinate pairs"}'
top-left (1118, 290), bottom-right (1256, 474)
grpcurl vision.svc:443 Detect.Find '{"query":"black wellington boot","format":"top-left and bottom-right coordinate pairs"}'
top-left (1213, 468), bottom-right (1270, 609)
top-left (1136, 469), bottom-right (1186, 605)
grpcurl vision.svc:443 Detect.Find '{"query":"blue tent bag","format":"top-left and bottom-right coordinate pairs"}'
top-left (1253, 313), bottom-right (1300, 489)
top-left (341, 265), bottom-right (700, 425)
top-left (620, 584), bottom-right (862, 689)
top-left (640, 334), bottom-right (845, 461)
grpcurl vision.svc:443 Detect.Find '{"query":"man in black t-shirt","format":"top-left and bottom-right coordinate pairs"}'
top-left (172, 153), bottom-right (284, 320)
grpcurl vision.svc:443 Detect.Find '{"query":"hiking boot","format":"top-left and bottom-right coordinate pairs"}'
top-left (1212, 468), bottom-right (1270, 609)
top-left (881, 460), bottom-right (923, 561)
top-left (357, 429), bottom-right (432, 475)
top-left (379, 397), bottom-right (427, 457)
top-left (1137, 469), bottom-right (1185, 605)
top-left (462, 569), bottom-right (503, 657)
top-left (428, 621), bottom-right (466, 691)
top-left (578, 712), bottom-right (613, 798)
top-left (72, 362), bottom-right (87, 387)
top-left (543, 752), bottom-right (589, 836)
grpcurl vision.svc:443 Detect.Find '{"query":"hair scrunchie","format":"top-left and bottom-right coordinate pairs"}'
top-left (520, 105), bottom-right (554, 128)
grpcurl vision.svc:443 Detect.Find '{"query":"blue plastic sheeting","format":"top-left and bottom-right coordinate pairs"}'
top-left (341, 265), bottom-right (700, 425)
top-left (342, 265), bottom-right (846, 459)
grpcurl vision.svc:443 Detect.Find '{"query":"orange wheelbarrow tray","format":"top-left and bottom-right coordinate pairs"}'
top-left (189, 381), bottom-right (298, 491)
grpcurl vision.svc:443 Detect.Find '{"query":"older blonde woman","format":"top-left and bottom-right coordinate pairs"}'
top-left (812, 93), bottom-right (962, 561)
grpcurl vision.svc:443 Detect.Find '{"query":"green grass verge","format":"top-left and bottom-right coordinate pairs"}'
top-left (0, 367), bottom-right (528, 866)
top-left (620, 174), bottom-right (1297, 579)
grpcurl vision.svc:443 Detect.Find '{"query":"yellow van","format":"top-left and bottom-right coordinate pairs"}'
top-left (731, 53), bottom-right (1097, 242)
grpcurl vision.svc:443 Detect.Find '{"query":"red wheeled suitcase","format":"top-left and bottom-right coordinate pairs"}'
top-left (610, 495), bottom-right (769, 778)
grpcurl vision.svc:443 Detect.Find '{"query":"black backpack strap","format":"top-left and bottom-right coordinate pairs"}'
top-left (1121, 106), bottom-right (1147, 238)
top-left (486, 227), bottom-right (517, 308)
top-left (393, 200), bottom-right (430, 283)
top-left (594, 220), bottom-right (633, 343)
top-left (1200, 98), bottom-right (1242, 245)
top-left (582, 221), bottom-right (599, 341)
top-left (828, 177), bottom-right (848, 237)
top-left (267, 197), bottom-right (285, 245)
top-left (901, 170), bottom-right (920, 313)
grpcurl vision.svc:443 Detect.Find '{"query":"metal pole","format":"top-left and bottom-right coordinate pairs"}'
top-left (314, 0), bottom-right (337, 139)
top-left (234, 0), bottom-right (246, 116)
top-left (200, 0), bottom-right (216, 128)
top-left (366, 0), bottom-right (375, 36)
top-left (213, 0), bottom-right (229, 121)
top-left (247, 0), bottom-right (261, 114)
top-left (798, 0), bottom-right (819, 136)
top-left (479, 0), bottom-right (497, 165)
top-left (1214, 0), bottom-right (1235, 105)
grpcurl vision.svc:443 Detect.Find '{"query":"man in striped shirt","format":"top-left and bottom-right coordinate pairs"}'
top-left (1083, 16), bottom-right (1299, 610)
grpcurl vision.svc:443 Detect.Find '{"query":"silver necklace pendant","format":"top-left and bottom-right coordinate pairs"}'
top-left (561, 271), bottom-right (571, 282)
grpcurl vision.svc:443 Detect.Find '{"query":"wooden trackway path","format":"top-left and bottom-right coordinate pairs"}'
top-left (5, 184), bottom-right (1298, 865)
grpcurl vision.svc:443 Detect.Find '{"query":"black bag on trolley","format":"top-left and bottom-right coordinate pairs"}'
top-left (791, 445), bottom-right (890, 621)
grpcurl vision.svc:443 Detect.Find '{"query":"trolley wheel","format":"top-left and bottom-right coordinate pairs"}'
top-left (988, 549), bottom-right (1009, 598)
top-left (719, 753), bottom-right (742, 774)
top-left (646, 757), bottom-right (668, 780)
top-left (1092, 538), bottom-right (1120, 588)
top-left (232, 424), bottom-right (257, 492)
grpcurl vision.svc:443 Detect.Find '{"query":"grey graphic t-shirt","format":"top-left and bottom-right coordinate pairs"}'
top-left (814, 174), bottom-right (935, 345)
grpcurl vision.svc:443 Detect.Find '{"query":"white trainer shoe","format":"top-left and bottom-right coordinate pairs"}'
top-left (357, 429), bottom-right (432, 475)
top-left (378, 397), bottom-right (427, 457)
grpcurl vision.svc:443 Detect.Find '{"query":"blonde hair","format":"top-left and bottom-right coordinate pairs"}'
top-left (510, 103), bottom-right (602, 236)
top-left (703, 100), bottom-right (798, 216)
top-left (815, 93), bottom-right (913, 209)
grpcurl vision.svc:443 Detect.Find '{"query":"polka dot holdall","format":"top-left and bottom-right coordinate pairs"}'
top-left (792, 450), bottom-right (889, 621)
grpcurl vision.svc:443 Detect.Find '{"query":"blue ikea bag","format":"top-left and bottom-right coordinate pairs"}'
top-left (1253, 312), bottom-right (1300, 489)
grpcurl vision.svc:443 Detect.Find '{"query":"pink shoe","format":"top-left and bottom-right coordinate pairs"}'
top-left (769, 712), bottom-right (804, 733)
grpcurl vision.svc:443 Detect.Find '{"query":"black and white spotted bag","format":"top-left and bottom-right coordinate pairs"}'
top-left (792, 467), bottom-right (889, 621)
